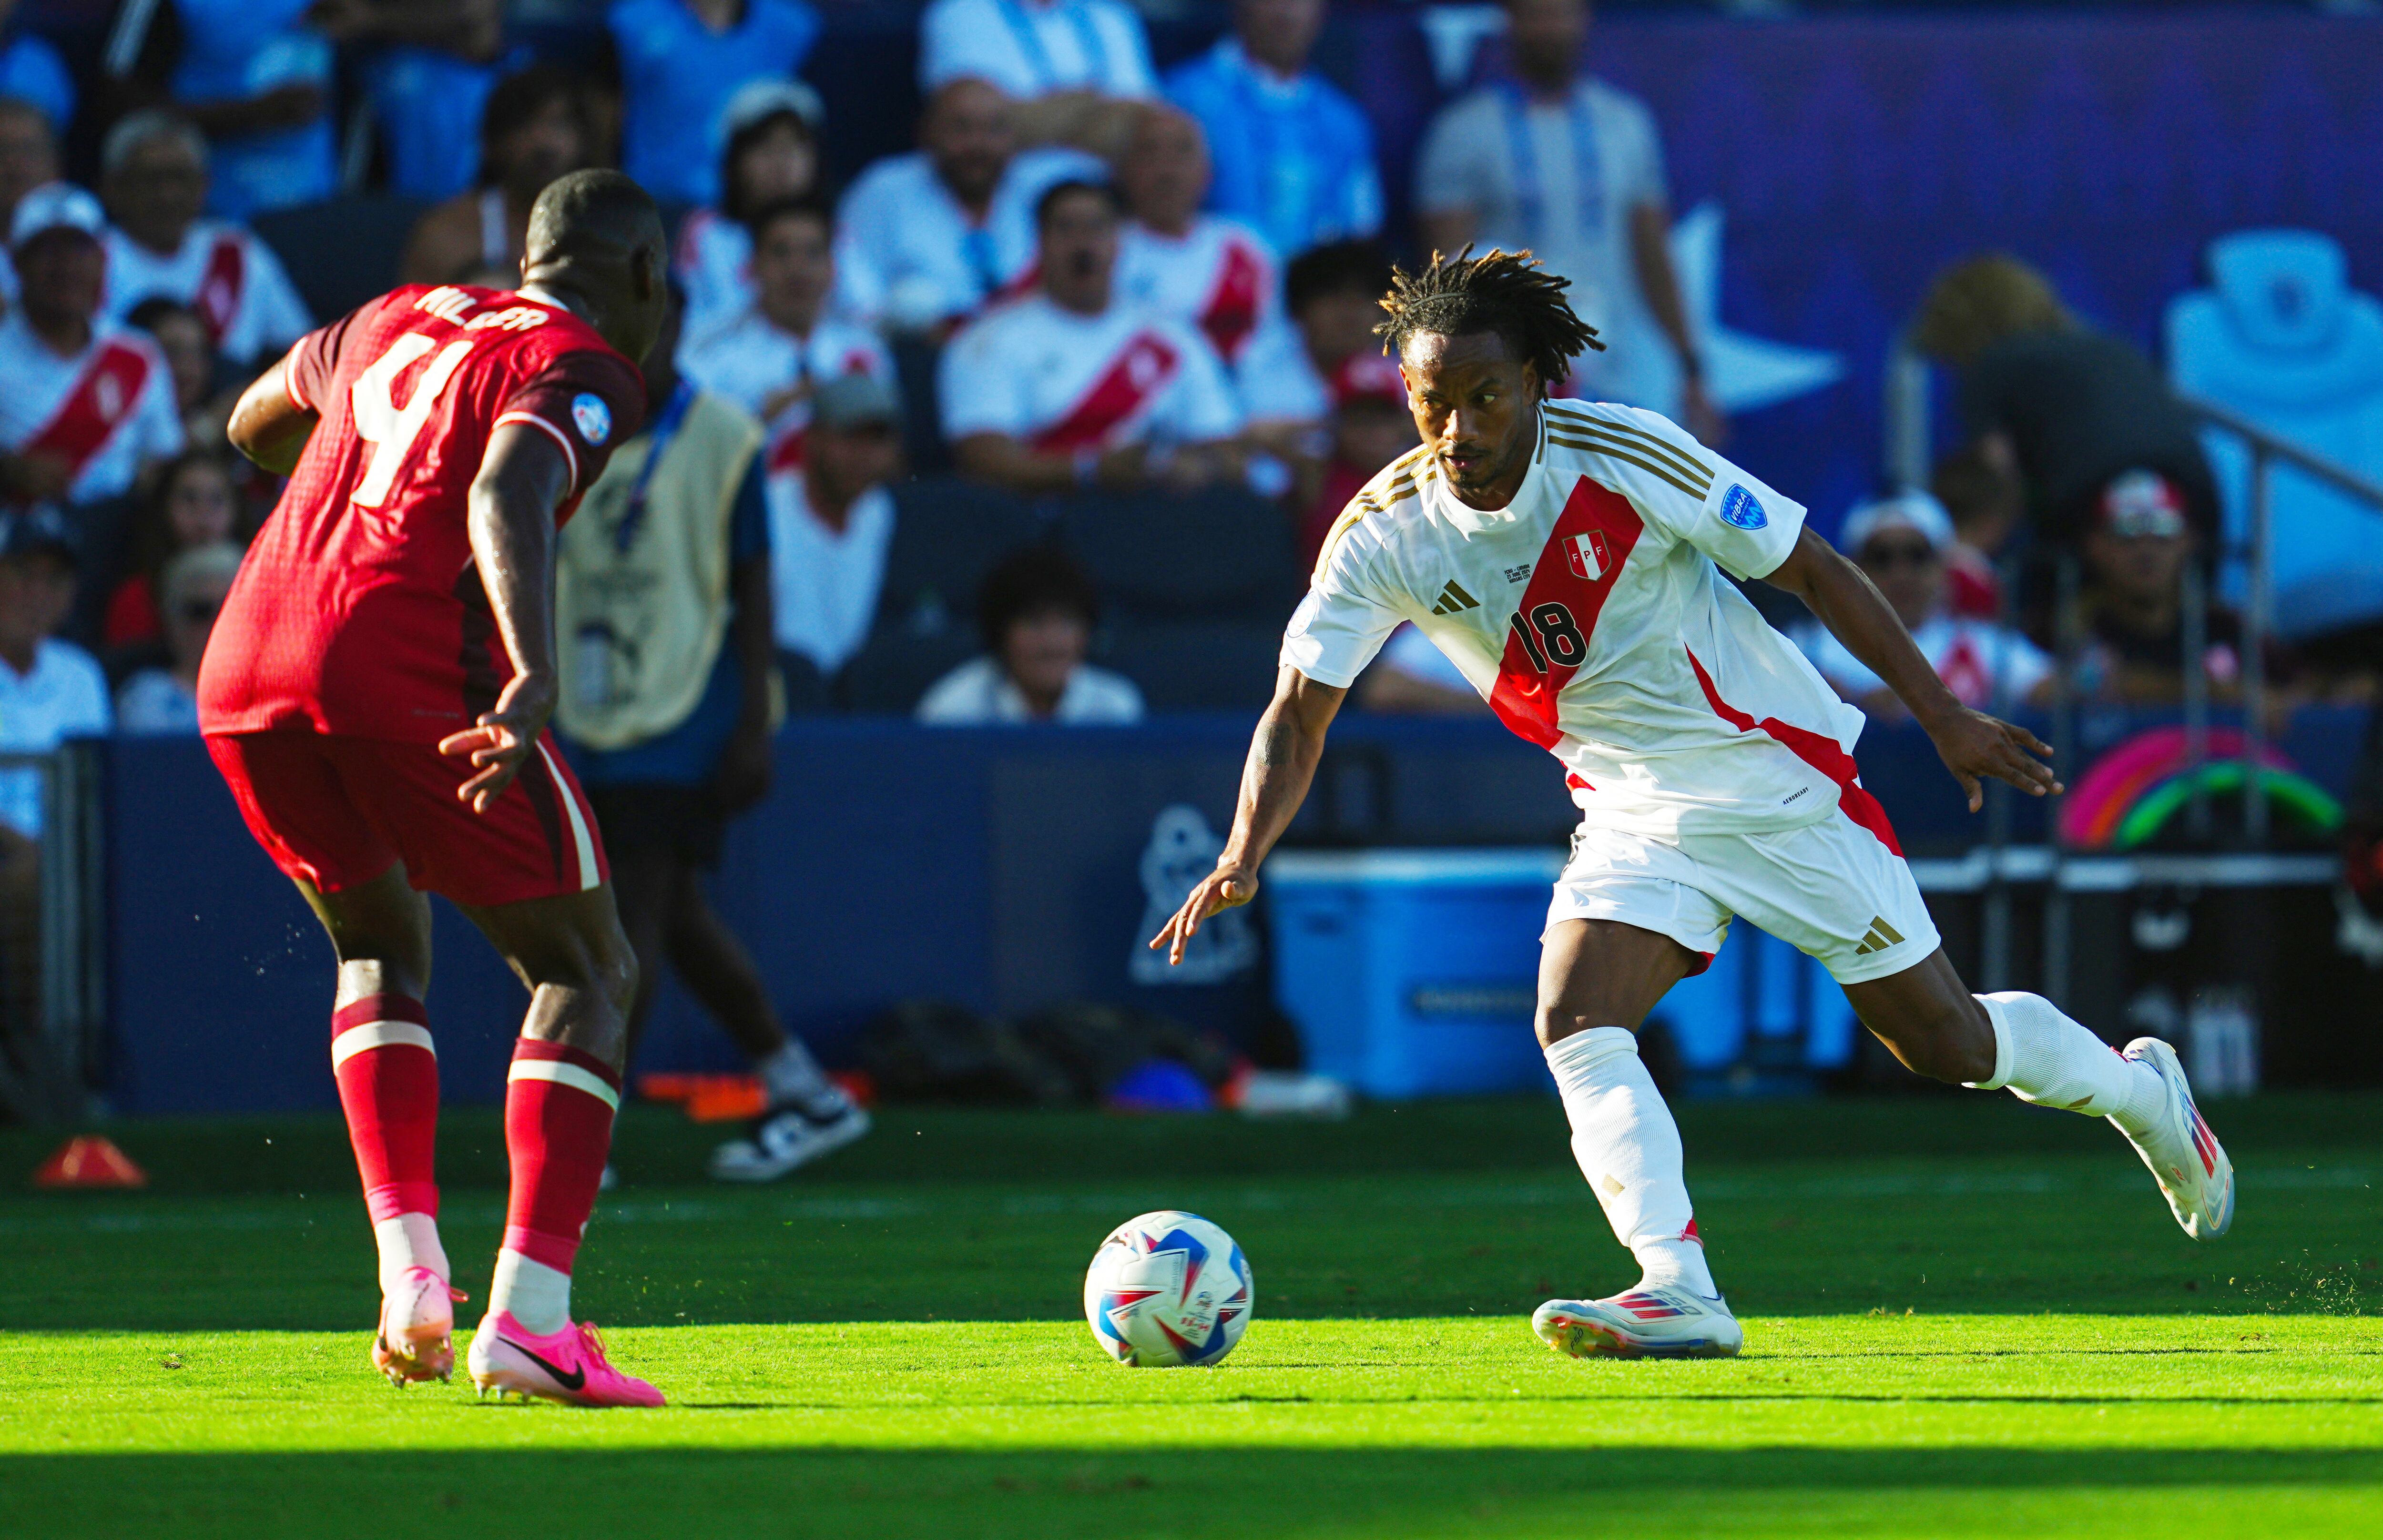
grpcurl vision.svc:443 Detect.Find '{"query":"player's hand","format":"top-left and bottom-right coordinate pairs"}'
top-left (1147, 863), bottom-right (1259, 967)
top-left (1924, 707), bottom-right (2062, 813)
top-left (437, 673), bottom-right (557, 815)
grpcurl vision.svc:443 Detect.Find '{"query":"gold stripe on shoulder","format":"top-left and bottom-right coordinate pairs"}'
top-left (1312, 505), bottom-right (1368, 583)
top-left (1544, 405), bottom-right (1712, 489)
top-left (1546, 436), bottom-right (1707, 500)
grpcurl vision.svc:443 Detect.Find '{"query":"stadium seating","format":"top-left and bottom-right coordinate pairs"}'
top-left (250, 193), bottom-right (428, 326)
top-left (1058, 485), bottom-right (1303, 622)
top-left (1098, 618), bottom-right (1284, 713)
top-left (871, 476), bottom-right (1044, 636)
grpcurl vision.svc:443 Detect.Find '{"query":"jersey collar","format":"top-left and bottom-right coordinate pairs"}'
top-left (1428, 402), bottom-right (1552, 534)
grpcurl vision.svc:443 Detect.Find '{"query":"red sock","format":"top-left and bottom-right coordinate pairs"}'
top-left (501, 1039), bottom-right (621, 1274)
top-left (330, 993), bottom-right (438, 1222)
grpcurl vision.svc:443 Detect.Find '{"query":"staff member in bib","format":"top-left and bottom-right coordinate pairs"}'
top-left (1413, 0), bottom-right (1717, 442)
top-left (556, 287), bottom-right (868, 1183)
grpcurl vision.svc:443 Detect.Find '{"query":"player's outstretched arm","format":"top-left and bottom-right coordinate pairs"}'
top-left (1149, 667), bottom-right (1345, 965)
top-left (437, 421), bottom-right (573, 813)
top-left (226, 349), bottom-right (320, 476)
top-left (1763, 524), bottom-right (2062, 813)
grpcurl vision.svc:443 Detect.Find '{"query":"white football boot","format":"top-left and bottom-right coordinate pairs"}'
top-left (710, 1093), bottom-right (871, 1182)
top-left (1532, 1287), bottom-right (1743, 1359)
top-left (2114, 1036), bottom-right (2235, 1240)
top-left (372, 1266), bottom-right (462, 1386)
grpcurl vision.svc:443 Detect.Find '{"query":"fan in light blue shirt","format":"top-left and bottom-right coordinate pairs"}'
top-left (168, 0), bottom-right (336, 219)
top-left (607, 0), bottom-right (820, 209)
top-left (1164, 0), bottom-right (1380, 262)
top-left (0, 5), bottom-right (72, 136)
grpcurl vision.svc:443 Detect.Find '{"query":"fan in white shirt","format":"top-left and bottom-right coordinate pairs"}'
top-left (917, 544), bottom-right (1142, 725)
top-left (1113, 104), bottom-right (1324, 432)
top-left (1151, 248), bottom-right (2230, 1365)
top-left (1799, 491), bottom-right (2050, 717)
top-left (0, 509), bottom-right (110, 837)
top-left (919, 0), bottom-right (1156, 156)
top-left (96, 112), bottom-right (311, 366)
top-left (771, 374), bottom-right (905, 678)
top-left (677, 197), bottom-right (895, 480)
top-left (835, 78), bottom-right (1101, 334)
top-left (941, 178), bottom-right (1242, 498)
top-left (672, 79), bottom-right (825, 344)
top-left (0, 184), bottom-right (183, 509)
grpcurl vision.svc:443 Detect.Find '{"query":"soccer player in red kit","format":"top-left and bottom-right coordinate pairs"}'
top-left (201, 171), bottom-right (669, 1407)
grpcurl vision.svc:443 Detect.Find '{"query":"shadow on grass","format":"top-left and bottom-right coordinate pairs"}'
top-left (5, 1447), bottom-right (2378, 1539)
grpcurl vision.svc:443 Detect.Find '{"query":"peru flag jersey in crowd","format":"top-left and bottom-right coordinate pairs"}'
top-left (1286, 399), bottom-right (1879, 841)
top-left (676, 310), bottom-right (893, 474)
top-left (0, 316), bottom-right (183, 504)
top-left (198, 284), bottom-right (645, 743)
top-left (833, 146), bottom-right (1101, 331)
top-left (938, 293), bottom-right (1240, 453)
top-left (102, 221), bottom-right (313, 364)
top-left (1116, 215), bottom-right (1324, 425)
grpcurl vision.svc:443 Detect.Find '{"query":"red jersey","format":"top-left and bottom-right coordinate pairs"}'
top-left (198, 284), bottom-right (646, 742)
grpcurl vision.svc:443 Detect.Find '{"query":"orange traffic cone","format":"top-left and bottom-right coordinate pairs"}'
top-left (32, 1135), bottom-right (147, 1189)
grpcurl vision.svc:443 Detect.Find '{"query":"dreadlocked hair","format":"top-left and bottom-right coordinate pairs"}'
top-left (1373, 247), bottom-right (1603, 391)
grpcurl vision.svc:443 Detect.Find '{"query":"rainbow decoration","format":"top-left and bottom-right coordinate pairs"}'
top-left (2058, 725), bottom-right (2343, 851)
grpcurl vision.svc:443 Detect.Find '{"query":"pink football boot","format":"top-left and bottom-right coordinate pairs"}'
top-left (467, 1311), bottom-right (665, 1408)
top-left (373, 1266), bottom-right (463, 1386)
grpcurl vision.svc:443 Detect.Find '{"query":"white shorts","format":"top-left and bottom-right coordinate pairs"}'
top-left (1544, 808), bottom-right (1940, 986)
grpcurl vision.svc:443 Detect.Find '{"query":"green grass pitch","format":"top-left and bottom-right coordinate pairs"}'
top-left (1, 1094), bottom-right (2377, 1538)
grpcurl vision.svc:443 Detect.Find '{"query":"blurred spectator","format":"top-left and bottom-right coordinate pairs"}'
top-left (114, 539), bottom-right (239, 734)
top-left (1296, 351), bottom-right (1414, 567)
top-left (2066, 470), bottom-right (2282, 708)
top-left (673, 78), bottom-right (824, 342)
top-left (400, 65), bottom-right (596, 288)
top-left (1414, 0), bottom-right (1718, 440)
top-left (1285, 238), bottom-right (1392, 381)
top-left (323, 0), bottom-right (531, 203)
top-left (98, 111), bottom-right (311, 367)
top-left (772, 372), bottom-right (901, 679)
top-left (917, 545), bottom-right (1141, 724)
top-left (0, 94), bottom-right (58, 310)
top-left (1798, 491), bottom-right (2051, 718)
top-left (678, 195), bottom-right (894, 472)
top-left (102, 448), bottom-right (245, 648)
top-left (161, 0), bottom-right (336, 217)
top-left (941, 179), bottom-right (1242, 497)
top-left (0, 507), bottom-right (107, 833)
top-left (1929, 443), bottom-right (2023, 621)
top-left (834, 77), bottom-right (1098, 335)
top-left (1114, 104), bottom-right (1323, 441)
top-left (919, 0), bottom-right (1155, 157)
top-left (1913, 254), bottom-right (2218, 554)
top-left (0, 4), bottom-right (71, 138)
top-left (125, 297), bottom-right (236, 446)
top-left (0, 185), bottom-right (183, 511)
top-left (605, 0), bottom-right (821, 209)
top-left (1360, 624), bottom-right (1483, 715)
top-left (1164, 0), bottom-right (1382, 261)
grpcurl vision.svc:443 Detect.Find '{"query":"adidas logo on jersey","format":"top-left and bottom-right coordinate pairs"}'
top-left (1430, 580), bottom-right (1480, 615)
top-left (1851, 915), bottom-right (1906, 955)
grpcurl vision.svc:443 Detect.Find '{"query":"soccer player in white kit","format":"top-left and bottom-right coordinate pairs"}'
top-left (1151, 249), bottom-right (2235, 1359)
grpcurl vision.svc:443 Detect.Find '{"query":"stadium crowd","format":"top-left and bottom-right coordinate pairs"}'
top-left (0, 0), bottom-right (2363, 773)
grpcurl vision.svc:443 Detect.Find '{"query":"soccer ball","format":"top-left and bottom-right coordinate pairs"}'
top-left (1083, 1210), bottom-right (1253, 1367)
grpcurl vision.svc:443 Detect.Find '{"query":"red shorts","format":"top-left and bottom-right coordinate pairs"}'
top-left (205, 729), bottom-right (610, 908)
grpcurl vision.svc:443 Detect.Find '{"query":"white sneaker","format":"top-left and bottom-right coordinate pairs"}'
top-left (709, 1094), bottom-right (871, 1182)
top-left (2115, 1036), bottom-right (2235, 1240)
top-left (1532, 1287), bottom-right (1743, 1359)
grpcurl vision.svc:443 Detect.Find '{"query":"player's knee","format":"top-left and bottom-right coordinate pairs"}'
top-left (1535, 1004), bottom-right (1641, 1048)
top-left (1876, 998), bottom-right (1988, 1084)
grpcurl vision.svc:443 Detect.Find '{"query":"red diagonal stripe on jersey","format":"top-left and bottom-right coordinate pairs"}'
top-left (20, 339), bottom-right (153, 485)
top-left (1029, 332), bottom-right (1180, 454)
top-left (193, 234), bottom-right (246, 344)
top-left (1199, 239), bottom-right (1264, 361)
top-left (1684, 648), bottom-right (1904, 855)
top-left (1488, 474), bottom-right (1644, 750)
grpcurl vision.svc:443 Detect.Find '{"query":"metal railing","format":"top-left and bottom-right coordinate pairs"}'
top-left (0, 747), bottom-right (106, 1124)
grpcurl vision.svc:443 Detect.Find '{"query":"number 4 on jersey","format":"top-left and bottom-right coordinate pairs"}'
top-left (351, 334), bottom-right (477, 507)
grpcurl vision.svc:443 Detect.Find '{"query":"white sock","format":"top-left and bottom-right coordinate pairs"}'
top-left (1968, 992), bottom-right (2166, 1135)
top-left (1544, 1026), bottom-right (1718, 1299)
top-left (756, 1039), bottom-right (831, 1106)
top-left (488, 1248), bottom-right (571, 1337)
top-left (373, 1212), bottom-right (448, 1295)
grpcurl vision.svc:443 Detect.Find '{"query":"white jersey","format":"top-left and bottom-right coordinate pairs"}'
top-left (834, 146), bottom-right (1101, 331)
top-left (0, 314), bottom-right (183, 505)
top-left (939, 292), bottom-right (1242, 452)
top-left (918, 0), bottom-right (1157, 100)
top-left (671, 208), bottom-right (756, 345)
top-left (1284, 399), bottom-right (1866, 838)
top-left (1801, 611), bottom-right (2050, 711)
top-left (769, 476), bottom-right (893, 675)
top-left (676, 308), bottom-right (894, 474)
top-left (1116, 215), bottom-right (1323, 425)
top-left (101, 219), bottom-right (312, 364)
